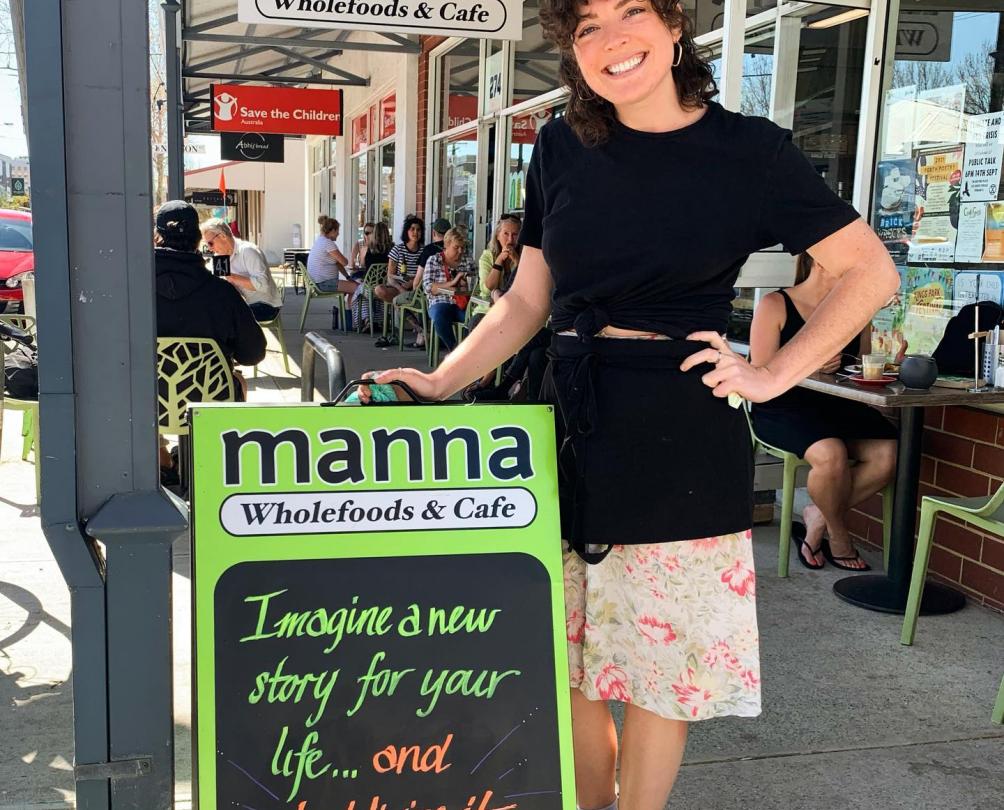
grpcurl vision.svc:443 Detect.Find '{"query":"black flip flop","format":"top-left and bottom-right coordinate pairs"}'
top-left (821, 537), bottom-right (872, 571)
top-left (791, 521), bottom-right (824, 570)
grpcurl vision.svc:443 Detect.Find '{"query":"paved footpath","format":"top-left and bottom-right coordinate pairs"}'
top-left (1, 311), bottom-right (1003, 808)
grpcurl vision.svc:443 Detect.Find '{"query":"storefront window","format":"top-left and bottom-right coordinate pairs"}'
top-left (354, 152), bottom-right (368, 240)
top-left (872, 6), bottom-right (1004, 358)
top-left (682, 0), bottom-right (731, 37)
top-left (434, 133), bottom-right (479, 233)
top-left (505, 103), bottom-right (565, 216)
top-left (379, 141), bottom-right (395, 228)
top-left (742, 25), bottom-right (774, 118)
top-left (437, 44), bottom-right (481, 133)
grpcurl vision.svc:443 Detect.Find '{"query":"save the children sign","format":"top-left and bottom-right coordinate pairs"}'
top-left (190, 402), bottom-right (574, 810)
top-left (212, 84), bottom-right (344, 137)
top-left (238, 0), bottom-right (524, 41)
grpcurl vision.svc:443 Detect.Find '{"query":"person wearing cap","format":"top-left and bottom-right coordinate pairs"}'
top-left (201, 218), bottom-right (283, 322)
top-left (154, 200), bottom-right (267, 485)
top-left (154, 200), bottom-right (266, 373)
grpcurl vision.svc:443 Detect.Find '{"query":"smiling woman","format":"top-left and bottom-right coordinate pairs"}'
top-left (360, 2), bottom-right (899, 807)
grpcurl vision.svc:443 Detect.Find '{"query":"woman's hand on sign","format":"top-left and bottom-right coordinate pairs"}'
top-left (681, 331), bottom-right (781, 404)
top-left (357, 368), bottom-right (443, 404)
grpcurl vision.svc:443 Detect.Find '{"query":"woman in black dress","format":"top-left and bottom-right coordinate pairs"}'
top-left (362, 1), bottom-right (898, 807)
top-left (750, 254), bottom-right (897, 571)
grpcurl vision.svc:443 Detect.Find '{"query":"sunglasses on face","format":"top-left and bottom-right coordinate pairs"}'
top-left (364, 229), bottom-right (373, 235)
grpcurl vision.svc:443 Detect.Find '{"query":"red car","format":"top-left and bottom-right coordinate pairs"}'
top-left (0, 208), bottom-right (33, 311)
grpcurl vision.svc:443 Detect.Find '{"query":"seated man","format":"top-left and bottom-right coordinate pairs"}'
top-left (154, 200), bottom-right (266, 482)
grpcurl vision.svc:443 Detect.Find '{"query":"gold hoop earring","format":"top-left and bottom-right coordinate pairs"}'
top-left (672, 41), bottom-right (683, 68)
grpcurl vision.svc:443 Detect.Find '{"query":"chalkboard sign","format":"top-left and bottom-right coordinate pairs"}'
top-left (190, 403), bottom-right (574, 810)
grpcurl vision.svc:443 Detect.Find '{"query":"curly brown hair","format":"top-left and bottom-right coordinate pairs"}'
top-left (540, 0), bottom-right (718, 146)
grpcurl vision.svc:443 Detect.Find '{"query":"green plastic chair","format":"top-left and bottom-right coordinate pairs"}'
top-left (297, 261), bottom-right (349, 333)
top-left (993, 674), bottom-right (1004, 724)
top-left (429, 294), bottom-right (483, 368)
top-left (357, 262), bottom-right (388, 337)
top-left (393, 285), bottom-right (429, 355)
top-left (900, 482), bottom-right (1004, 646)
top-left (0, 315), bottom-right (40, 502)
top-left (253, 285), bottom-right (290, 377)
top-left (156, 337), bottom-right (238, 437)
top-left (744, 404), bottom-right (893, 577)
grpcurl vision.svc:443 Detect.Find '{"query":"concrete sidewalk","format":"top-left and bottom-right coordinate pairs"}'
top-left (1, 298), bottom-right (1003, 808)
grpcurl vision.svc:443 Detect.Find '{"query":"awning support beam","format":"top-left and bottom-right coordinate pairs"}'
top-left (183, 30), bottom-right (421, 54)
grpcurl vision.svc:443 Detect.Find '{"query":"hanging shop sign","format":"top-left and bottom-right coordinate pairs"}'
top-left (189, 402), bottom-right (574, 810)
top-left (189, 189), bottom-right (238, 206)
top-left (221, 132), bottom-right (287, 163)
top-left (895, 11), bottom-right (953, 63)
top-left (212, 84), bottom-right (344, 137)
top-left (238, 0), bottom-right (524, 40)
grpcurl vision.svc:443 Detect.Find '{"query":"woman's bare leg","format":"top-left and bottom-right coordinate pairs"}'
top-left (844, 438), bottom-right (897, 508)
top-left (803, 438), bottom-right (866, 568)
top-left (571, 689), bottom-right (618, 810)
top-left (617, 704), bottom-right (688, 810)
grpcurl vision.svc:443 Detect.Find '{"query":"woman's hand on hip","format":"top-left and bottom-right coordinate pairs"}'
top-left (356, 367), bottom-right (444, 404)
top-left (681, 331), bottom-right (781, 404)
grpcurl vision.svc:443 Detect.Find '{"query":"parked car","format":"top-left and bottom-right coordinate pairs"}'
top-left (0, 208), bottom-right (33, 313)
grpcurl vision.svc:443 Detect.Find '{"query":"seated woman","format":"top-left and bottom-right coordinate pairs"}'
top-left (306, 215), bottom-right (361, 296)
top-left (750, 253), bottom-right (898, 571)
top-left (470, 213), bottom-right (521, 332)
top-left (200, 218), bottom-right (283, 322)
top-left (352, 222), bottom-right (394, 327)
top-left (374, 216), bottom-right (425, 348)
top-left (422, 227), bottom-right (475, 354)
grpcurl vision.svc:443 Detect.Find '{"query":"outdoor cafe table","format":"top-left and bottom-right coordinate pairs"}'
top-left (797, 372), bottom-right (1004, 614)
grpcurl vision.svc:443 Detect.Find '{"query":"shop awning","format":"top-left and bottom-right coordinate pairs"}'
top-left (181, 0), bottom-right (420, 132)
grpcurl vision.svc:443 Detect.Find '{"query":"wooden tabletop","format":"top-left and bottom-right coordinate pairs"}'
top-left (798, 372), bottom-right (1004, 408)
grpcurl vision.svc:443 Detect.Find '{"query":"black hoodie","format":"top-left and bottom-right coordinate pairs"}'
top-left (155, 248), bottom-right (266, 367)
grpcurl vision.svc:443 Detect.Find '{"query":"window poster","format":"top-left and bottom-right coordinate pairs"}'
top-left (883, 84), bottom-right (917, 159)
top-left (874, 159), bottom-right (917, 258)
top-left (870, 270), bottom-right (906, 358)
top-left (189, 403), bottom-right (575, 810)
top-left (954, 271), bottom-right (1004, 310)
top-left (902, 266), bottom-right (955, 355)
top-left (961, 112), bottom-right (1004, 202)
top-left (955, 202), bottom-right (987, 263)
top-left (909, 146), bottom-right (964, 262)
top-left (915, 84), bottom-right (966, 146)
top-left (985, 201), bottom-right (1004, 263)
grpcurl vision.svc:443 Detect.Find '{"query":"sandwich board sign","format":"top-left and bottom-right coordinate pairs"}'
top-left (190, 402), bottom-right (574, 810)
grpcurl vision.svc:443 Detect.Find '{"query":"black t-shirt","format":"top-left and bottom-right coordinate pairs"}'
top-left (418, 240), bottom-right (444, 269)
top-left (520, 102), bottom-right (860, 338)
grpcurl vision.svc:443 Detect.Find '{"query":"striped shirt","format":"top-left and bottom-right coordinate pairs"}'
top-left (388, 242), bottom-right (422, 283)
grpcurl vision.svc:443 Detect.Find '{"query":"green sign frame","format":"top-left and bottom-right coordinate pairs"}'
top-left (191, 402), bottom-right (575, 810)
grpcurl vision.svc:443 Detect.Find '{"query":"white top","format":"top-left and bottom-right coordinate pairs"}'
top-left (306, 234), bottom-right (343, 283)
top-left (230, 238), bottom-right (282, 308)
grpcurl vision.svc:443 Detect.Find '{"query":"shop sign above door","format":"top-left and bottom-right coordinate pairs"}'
top-left (212, 84), bottom-right (344, 136)
top-left (221, 132), bottom-right (286, 163)
top-left (238, 0), bottom-right (524, 40)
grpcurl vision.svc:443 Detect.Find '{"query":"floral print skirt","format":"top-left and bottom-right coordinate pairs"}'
top-left (564, 530), bottom-right (762, 721)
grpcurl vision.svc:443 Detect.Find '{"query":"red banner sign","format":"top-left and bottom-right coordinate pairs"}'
top-left (351, 113), bottom-right (369, 154)
top-left (212, 84), bottom-right (343, 136)
top-left (381, 94), bottom-right (397, 141)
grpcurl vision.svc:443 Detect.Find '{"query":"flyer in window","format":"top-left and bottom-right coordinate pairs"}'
top-left (915, 84), bottom-right (966, 147)
top-left (902, 266), bottom-right (954, 355)
top-left (874, 159), bottom-right (916, 256)
top-left (909, 146), bottom-right (964, 262)
top-left (870, 268), bottom-right (906, 358)
top-left (984, 201), bottom-right (1004, 262)
top-left (961, 112), bottom-right (1004, 202)
top-left (955, 202), bottom-right (987, 263)
top-left (882, 85), bottom-right (916, 159)
top-left (954, 271), bottom-right (1004, 310)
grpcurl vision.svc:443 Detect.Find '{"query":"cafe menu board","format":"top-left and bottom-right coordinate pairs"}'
top-left (190, 403), bottom-right (574, 810)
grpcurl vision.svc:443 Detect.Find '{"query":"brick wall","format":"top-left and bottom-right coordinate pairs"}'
top-left (849, 405), bottom-right (1004, 611)
top-left (416, 36), bottom-right (447, 219)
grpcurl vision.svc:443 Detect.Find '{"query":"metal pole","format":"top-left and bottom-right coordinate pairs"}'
top-left (163, 0), bottom-right (185, 200)
top-left (25, 0), bottom-right (187, 806)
